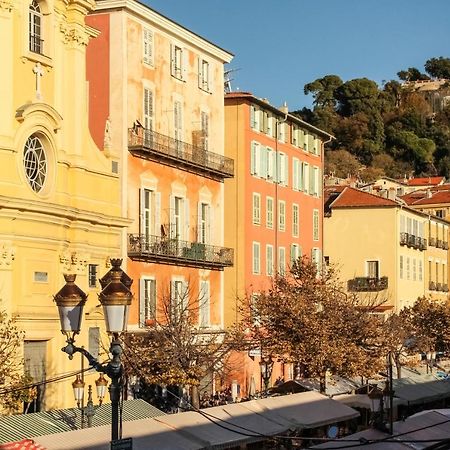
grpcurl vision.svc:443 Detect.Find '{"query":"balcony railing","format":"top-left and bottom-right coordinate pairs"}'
top-left (444, 242), bottom-right (449, 250)
top-left (399, 232), bottom-right (427, 251)
top-left (429, 237), bottom-right (436, 247)
top-left (444, 284), bottom-right (449, 292)
top-left (437, 239), bottom-right (443, 249)
top-left (429, 281), bottom-right (436, 291)
top-left (437, 283), bottom-right (443, 292)
top-left (128, 128), bottom-right (234, 181)
top-left (128, 234), bottom-right (233, 270)
top-left (347, 276), bottom-right (388, 292)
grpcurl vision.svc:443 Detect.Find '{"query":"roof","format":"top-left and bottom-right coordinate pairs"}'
top-left (402, 189), bottom-right (450, 206)
top-left (403, 176), bottom-right (445, 186)
top-left (0, 400), bottom-right (164, 445)
top-left (33, 392), bottom-right (359, 450)
top-left (325, 186), bottom-right (398, 209)
top-left (93, 0), bottom-right (233, 62)
top-left (224, 92), bottom-right (333, 140)
top-left (0, 439), bottom-right (46, 450)
top-left (312, 410), bottom-right (450, 449)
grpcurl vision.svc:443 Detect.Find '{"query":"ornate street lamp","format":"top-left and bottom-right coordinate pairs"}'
top-left (259, 355), bottom-right (274, 395)
top-left (54, 259), bottom-right (133, 444)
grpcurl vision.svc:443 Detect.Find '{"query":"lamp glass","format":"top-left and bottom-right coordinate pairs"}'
top-left (95, 375), bottom-right (108, 402)
top-left (72, 375), bottom-right (85, 403)
top-left (57, 305), bottom-right (84, 334)
top-left (103, 304), bottom-right (129, 333)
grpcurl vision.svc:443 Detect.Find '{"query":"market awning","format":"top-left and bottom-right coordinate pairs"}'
top-left (34, 392), bottom-right (359, 450)
top-left (0, 439), bottom-right (46, 450)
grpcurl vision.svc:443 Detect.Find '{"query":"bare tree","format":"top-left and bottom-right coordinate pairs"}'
top-left (232, 258), bottom-right (386, 393)
top-left (124, 281), bottom-right (234, 409)
top-left (0, 306), bottom-right (36, 413)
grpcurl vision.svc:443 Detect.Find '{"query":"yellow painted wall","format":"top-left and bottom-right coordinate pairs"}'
top-left (0, 0), bottom-right (128, 411)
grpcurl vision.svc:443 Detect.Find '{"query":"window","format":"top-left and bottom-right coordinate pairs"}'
top-left (88, 264), bottom-right (98, 288)
top-left (198, 59), bottom-right (210, 91)
top-left (278, 122), bottom-right (286, 142)
top-left (292, 204), bottom-right (299, 237)
top-left (143, 28), bottom-right (153, 65)
top-left (266, 147), bottom-right (274, 180)
top-left (412, 258), bottom-right (417, 281)
top-left (367, 260), bottom-right (379, 278)
top-left (29, 0), bottom-right (43, 54)
top-left (24, 134), bottom-right (47, 193)
top-left (88, 327), bottom-right (100, 360)
top-left (313, 166), bottom-right (320, 197)
top-left (399, 255), bottom-right (404, 279)
top-left (252, 193), bottom-right (261, 225)
top-left (250, 105), bottom-right (259, 130)
top-left (250, 141), bottom-right (260, 176)
top-left (250, 293), bottom-right (261, 326)
top-left (311, 248), bottom-right (321, 271)
top-left (313, 209), bottom-right (319, 241)
top-left (170, 195), bottom-right (187, 240)
top-left (406, 257), bottom-right (410, 280)
top-left (198, 202), bottom-right (210, 244)
top-left (419, 260), bottom-right (423, 281)
top-left (278, 200), bottom-right (286, 232)
top-left (278, 247), bottom-right (286, 275)
top-left (200, 111), bottom-right (209, 151)
top-left (174, 100), bottom-right (183, 143)
top-left (277, 153), bottom-right (288, 185)
top-left (303, 163), bottom-right (309, 194)
top-left (143, 88), bottom-right (153, 145)
top-left (266, 244), bottom-right (274, 276)
top-left (140, 278), bottom-right (156, 326)
top-left (290, 244), bottom-right (301, 266)
top-left (141, 188), bottom-right (153, 239)
top-left (171, 45), bottom-right (184, 79)
top-left (293, 158), bottom-right (300, 190)
top-left (266, 197), bottom-right (273, 229)
top-left (199, 281), bottom-right (210, 327)
top-left (252, 242), bottom-right (260, 274)
top-left (171, 279), bottom-right (188, 320)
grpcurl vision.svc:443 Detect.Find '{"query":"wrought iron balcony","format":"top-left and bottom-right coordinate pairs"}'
top-left (437, 283), bottom-right (443, 292)
top-left (429, 237), bottom-right (436, 247)
top-left (400, 233), bottom-right (426, 251)
top-left (400, 232), bottom-right (408, 246)
top-left (127, 234), bottom-right (233, 270)
top-left (444, 284), bottom-right (449, 292)
top-left (128, 128), bottom-right (234, 181)
top-left (437, 239), bottom-right (443, 249)
top-left (444, 242), bottom-right (449, 250)
top-left (429, 281), bottom-right (436, 291)
top-left (347, 276), bottom-right (388, 292)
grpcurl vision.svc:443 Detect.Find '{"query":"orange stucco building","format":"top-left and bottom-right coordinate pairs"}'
top-left (86, 0), bottom-right (233, 344)
top-left (224, 92), bottom-right (332, 395)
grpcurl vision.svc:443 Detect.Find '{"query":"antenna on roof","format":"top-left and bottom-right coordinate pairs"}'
top-left (224, 67), bottom-right (241, 93)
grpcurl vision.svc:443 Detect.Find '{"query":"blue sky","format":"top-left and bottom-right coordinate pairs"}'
top-left (143, 0), bottom-right (450, 111)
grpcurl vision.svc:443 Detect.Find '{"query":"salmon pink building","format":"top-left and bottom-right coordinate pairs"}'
top-left (86, 0), bottom-right (234, 347)
top-left (224, 92), bottom-right (332, 394)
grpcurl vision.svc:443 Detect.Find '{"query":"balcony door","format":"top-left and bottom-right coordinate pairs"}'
top-left (367, 260), bottom-right (379, 279)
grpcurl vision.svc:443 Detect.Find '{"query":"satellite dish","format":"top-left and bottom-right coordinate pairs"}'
top-left (327, 425), bottom-right (339, 439)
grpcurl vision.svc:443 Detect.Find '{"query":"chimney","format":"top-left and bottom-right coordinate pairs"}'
top-left (387, 188), bottom-right (396, 201)
top-left (279, 101), bottom-right (288, 114)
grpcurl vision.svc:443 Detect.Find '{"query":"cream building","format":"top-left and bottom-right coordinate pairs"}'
top-left (0, 0), bottom-right (128, 411)
top-left (324, 186), bottom-right (448, 314)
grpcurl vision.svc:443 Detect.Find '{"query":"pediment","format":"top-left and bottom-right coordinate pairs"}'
top-left (15, 102), bottom-right (63, 131)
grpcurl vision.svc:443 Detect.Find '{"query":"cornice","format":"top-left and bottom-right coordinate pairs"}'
top-left (0, 195), bottom-right (131, 228)
top-left (93, 0), bottom-right (233, 63)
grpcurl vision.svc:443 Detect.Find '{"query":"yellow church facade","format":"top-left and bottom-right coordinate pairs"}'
top-left (0, 0), bottom-right (128, 411)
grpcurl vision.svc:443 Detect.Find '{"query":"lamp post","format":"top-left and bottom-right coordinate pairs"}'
top-left (54, 259), bottom-right (133, 446)
top-left (72, 374), bottom-right (108, 428)
top-left (259, 355), bottom-right (274, 396)
top-left (368, 384), bottom-right (384, 430)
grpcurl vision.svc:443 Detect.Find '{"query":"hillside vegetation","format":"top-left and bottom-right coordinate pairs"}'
top-left (293, 57), bottom-right (450, 182)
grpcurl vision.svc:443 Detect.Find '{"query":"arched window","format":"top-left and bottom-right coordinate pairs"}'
top-left (29, 0), bottom-right (43, 54)
top-left (24, 134), bottom-right (47, 193)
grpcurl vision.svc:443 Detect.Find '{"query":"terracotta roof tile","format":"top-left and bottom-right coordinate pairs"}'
top-left (409, 190), bottom-right (450, 205)
top-left (328, 186), bottom-right (398, 209)
top-left (403, 176), bottom-right (445, 186)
